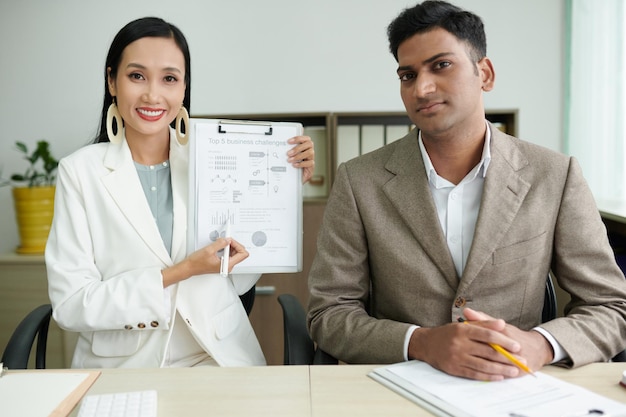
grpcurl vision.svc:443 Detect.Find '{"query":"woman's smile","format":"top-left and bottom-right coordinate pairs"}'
top-left (136, 107), bottom-right (166, 121)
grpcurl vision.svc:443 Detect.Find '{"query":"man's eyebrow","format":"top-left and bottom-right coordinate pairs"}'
top-left (396, 52), bottom-right (455, 73)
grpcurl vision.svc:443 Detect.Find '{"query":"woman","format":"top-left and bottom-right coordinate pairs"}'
top-left (45, 17), bottom-right (314, 368)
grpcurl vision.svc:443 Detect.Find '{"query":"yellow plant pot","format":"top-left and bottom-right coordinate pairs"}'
top-left (12, 186), bottom-right (56, 254)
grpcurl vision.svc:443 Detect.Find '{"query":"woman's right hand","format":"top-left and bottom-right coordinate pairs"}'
top-left (162, 238), bottom-right (249, 287)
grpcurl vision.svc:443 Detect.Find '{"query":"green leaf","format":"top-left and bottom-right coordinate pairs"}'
top-left (14, 142), bottom-right (28, 154)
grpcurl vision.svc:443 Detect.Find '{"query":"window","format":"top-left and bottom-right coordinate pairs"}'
top-left (565, 0), bottom-right (625, 202)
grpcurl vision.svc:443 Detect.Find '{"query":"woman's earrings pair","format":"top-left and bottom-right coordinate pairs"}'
top-left (106, 101), bottom-right (189, 145)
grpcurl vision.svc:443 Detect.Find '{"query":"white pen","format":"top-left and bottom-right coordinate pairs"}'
top-left (220, 218), bottom-right (231, 277)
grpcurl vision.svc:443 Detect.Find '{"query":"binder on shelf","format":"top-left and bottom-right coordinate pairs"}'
top-left (187, 118), bottom-right (303, 274)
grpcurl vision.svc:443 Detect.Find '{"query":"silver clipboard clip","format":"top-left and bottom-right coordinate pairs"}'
top-left (217, 120), bottom-right (273, 135)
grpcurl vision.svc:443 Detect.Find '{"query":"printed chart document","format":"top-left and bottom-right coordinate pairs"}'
top-left (188, 118), bottom-right (303, 273)
top-left (369, 360), bottom-right (626, 417)
top-left (0, 370), bottom-right (100, 417)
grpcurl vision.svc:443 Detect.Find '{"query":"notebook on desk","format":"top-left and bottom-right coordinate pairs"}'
top-left (369, 360), bottom-right (626, 417)
top-left (0, 370), bottom-right (100, 417)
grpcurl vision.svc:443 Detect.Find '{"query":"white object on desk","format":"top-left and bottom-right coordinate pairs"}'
top-left (77, 390), bottom-right (157, 417)
top-left (369, 360), bottom-right (626, 417)
top-left (0, 371), bottom-right (100, 417)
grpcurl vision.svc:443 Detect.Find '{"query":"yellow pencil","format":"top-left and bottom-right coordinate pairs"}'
top-left (462, 320), bottom-right (536, 377)
top-left (488, 342), bottom-right (535, 377)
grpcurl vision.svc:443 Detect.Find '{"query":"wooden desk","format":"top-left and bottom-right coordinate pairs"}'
top-left (60, 363), bottom-right (626, 416)
top-left (309, 365), bottom-right (417, 416)
top-left (67, 366), bottom-right (311, 417)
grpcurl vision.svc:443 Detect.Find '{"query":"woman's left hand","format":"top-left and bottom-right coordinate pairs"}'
top-left (287, 136), bottom-right (315, 184)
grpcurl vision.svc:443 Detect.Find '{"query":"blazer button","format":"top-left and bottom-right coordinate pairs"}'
top-left (137, 322), bottom-right (146, 329)
top-left (454, 297), bottom-right (466, 308)
top-left (124, 324), bottom-right (133, 330)
top-left (150, 321), bottom-right (159, 328)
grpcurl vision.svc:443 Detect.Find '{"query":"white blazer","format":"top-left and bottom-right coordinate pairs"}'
top-left (46, 130), bottom-right (265, 368)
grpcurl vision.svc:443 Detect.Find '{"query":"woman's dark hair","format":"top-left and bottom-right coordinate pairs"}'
top-left (387, 1), bottom-right (486, 64)
top-left (94, 17), bottom-right (191, 143)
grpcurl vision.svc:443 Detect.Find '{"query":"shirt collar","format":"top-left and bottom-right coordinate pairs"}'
top-left (419, 120), bottom-right (492, 184)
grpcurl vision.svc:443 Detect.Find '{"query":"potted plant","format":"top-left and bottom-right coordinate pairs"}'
top-left (1, 140), bottom-right (58, 254)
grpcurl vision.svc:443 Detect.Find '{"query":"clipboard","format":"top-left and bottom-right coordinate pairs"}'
top-left (187, 118), bottom-right (303, 274)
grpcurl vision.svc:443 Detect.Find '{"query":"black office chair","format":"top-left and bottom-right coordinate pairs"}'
top-left (277, 294), bottom-right (337, 365)
top-left (1, 304), bottom-right (53, 369)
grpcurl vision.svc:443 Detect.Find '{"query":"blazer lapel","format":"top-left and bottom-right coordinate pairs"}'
top-left (383, 130), bottom-right (458, 288)
top-left (460, 127), bottom-right (531, 288)
top-left (101, 138), bottom-right (172, 266)
top-left (169, 131), bottom-right (189, 263)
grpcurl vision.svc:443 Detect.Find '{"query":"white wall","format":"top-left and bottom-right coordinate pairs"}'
top-left (0, 0), bottom-right (563, 254)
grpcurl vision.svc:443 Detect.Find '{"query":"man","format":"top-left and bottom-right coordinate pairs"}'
top-left (307, 0), bottom-right (626, 381)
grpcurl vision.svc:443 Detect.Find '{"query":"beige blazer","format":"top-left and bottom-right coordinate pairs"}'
top-left (46, 130), bottom-right (265, 368)
top-left (307, 124), bottom-right (626, 366)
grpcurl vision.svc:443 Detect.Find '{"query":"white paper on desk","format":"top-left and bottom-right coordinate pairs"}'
top-left (369, 360), bottom-right (626, 417)
top-left (0, 372), bottom-right (96, 416)
top-left (188, 119), bottom-right (303, 274)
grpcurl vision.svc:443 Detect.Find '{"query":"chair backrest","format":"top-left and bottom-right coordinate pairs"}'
top-left (542, 274), bottom-right (557, 323)
top-left (277, 294), bottom-right (337, 365)
top-left (277, 294), bottom-right (315, 365)
top-left (1, 304), bottom-right (53, 369)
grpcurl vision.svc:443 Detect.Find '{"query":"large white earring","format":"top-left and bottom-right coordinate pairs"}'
top-left (175, 106), bottom-right (190, 145)
top-left (106, 102), bottom-right (124, 144)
